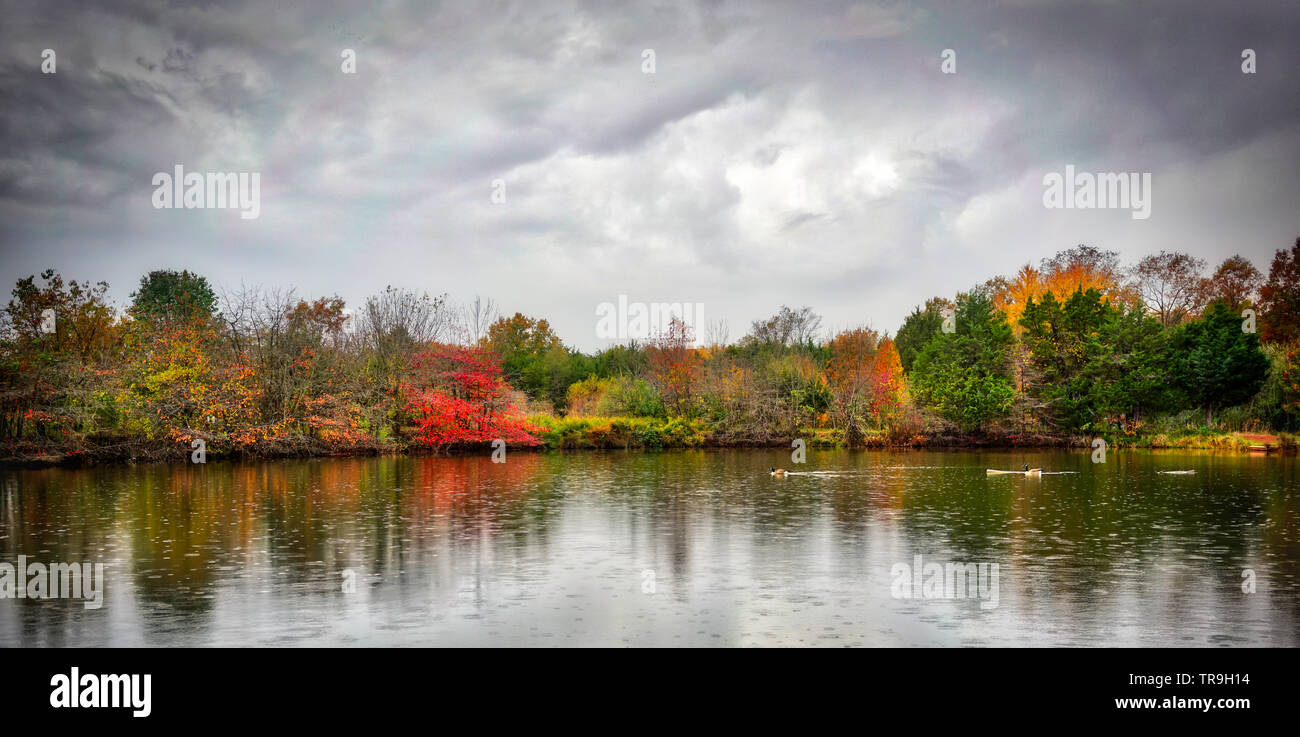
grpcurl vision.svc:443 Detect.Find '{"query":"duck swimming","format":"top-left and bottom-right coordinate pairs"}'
top-left (769, 467), bottom-right (788, 477)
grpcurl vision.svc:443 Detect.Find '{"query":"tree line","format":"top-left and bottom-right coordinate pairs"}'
top-left (2, 239), bottom-right (1298, 461)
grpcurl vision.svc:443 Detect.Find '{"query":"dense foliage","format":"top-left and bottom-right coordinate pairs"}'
top-left (2, 239), bottom-right (1297, 462)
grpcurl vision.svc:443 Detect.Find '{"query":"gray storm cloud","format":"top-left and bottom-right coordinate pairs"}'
top-left (1, 0), bottom-right (1297, 349)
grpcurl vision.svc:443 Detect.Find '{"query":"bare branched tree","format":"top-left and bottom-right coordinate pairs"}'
top-left (460, 295), bottom-right (499, 345)
top-left (357, 286), bottom-right (453, 435)
top-left (705, 318), bottom-right (730, 348)
top-left (745, 305), bottom-right (823, 347)
top-left (1131, 251), bottom-right (1207, 326)
top-left (358, 286), bottom-right (453, 361)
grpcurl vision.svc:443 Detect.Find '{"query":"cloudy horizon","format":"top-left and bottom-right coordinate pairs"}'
top-left (2, 0), bottom-right (1298, 350)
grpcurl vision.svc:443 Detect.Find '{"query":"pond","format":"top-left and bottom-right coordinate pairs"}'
top-left (1, 449), bottom-right (1296, 646)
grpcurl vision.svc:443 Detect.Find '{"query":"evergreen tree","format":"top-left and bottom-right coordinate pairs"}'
top-left (130, 269), bottom-right (217, 322)
top-left (1088, 307), bottom-right (1180, 425)
top-left (1019, 288), bottom-right (1111, 431)
top-left (1173, 302), bottom-right (1270, 426)
top-left (910, 292), bottom-right (1015, 432)
top-left (895, 297), bottom-right (947, 373)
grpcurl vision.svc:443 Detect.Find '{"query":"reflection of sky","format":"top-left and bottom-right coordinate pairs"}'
top-left (0, 450), bottom-right (1296, 646)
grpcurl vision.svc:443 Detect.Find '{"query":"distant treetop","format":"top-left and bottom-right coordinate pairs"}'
top-left (130, 269), bottom-right (217, 321)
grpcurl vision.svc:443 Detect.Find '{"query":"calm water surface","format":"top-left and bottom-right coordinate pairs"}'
top-left (1, 449), bottom-right (1297, 647)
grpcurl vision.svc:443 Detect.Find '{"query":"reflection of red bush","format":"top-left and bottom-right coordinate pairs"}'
top-left (405, 344), bottom-right (542, 449)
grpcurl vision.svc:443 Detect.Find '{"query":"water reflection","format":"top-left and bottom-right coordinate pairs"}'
top-left (1, 450), bottom-right (1296, 646)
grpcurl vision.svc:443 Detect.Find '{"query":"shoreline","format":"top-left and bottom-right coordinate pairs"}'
top-left (3, 428), bottom-right (1292, 469)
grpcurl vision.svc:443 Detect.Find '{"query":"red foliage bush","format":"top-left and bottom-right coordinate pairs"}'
top-left (404, 344), bottom-right (541, 449)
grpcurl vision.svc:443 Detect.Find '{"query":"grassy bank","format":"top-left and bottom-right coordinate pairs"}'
top-left (1101, 429), bottom-right (1297, 451)
top-left (3, 416), bottom-right (1294, 468)
top-left (527, 414), bottom-right (712, 450)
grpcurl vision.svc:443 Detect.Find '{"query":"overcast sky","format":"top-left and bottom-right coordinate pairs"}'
top-left (1, 0), bottom-right (1297, 350)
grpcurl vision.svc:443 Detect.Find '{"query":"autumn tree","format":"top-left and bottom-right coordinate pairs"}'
top-left (1259, 238), bottom-right (1300, 344)
top-left (286, 296), bottom-right (349, 338)
top-left (483, 312), bottom-right (562, 356)
top-left (1, 270), bottom-right (120, 443)
top-left (1277, 341), bottom-right (1300, 428)
top-left (993, 245), bottom-right (1130, 328)
top-left (868, 339), bottom-right (906, 427)
top-left (219, 286), bottom-right (355, 432)
top-left (1202, 255), bottom-right (1263, 313)
top-left (646, 316), bottom-right (701, 416)
top-left (825, 327), bottom-right (880, 441)
top-left (1040, 244), bottom-right (1129, 299)
top-left (482, 312), bottom-right (573, 407)
top-left (404, 344), bottom-right (541, 449)
top-left (5, 269), bottom-right (117, 361)
top-left (120, 313), bottom-right (261, 447)
top-left (990, 265), bottom-right (1042, 329)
